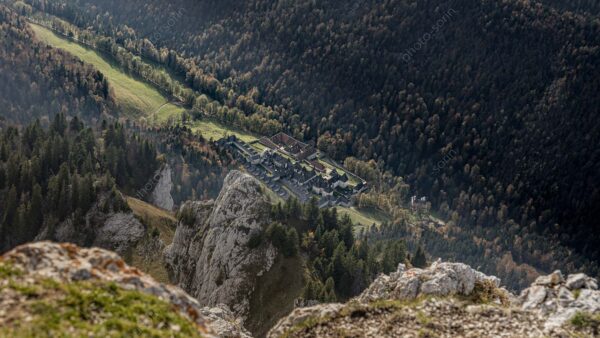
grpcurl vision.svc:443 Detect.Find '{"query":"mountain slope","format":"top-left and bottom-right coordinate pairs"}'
top-left (15, 0), bottom-right (600, 281)
top-left (0, 5), bottom-right (114, 124)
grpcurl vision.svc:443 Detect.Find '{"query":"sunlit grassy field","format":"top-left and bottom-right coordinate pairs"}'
top-left (337, 206), bottom-right (391, 230)
top-left (190, 119), bottom-right (258, 142)
top-left (29, 23), bottom-right (185, 122)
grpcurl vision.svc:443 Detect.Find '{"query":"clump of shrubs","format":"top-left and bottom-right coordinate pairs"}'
top-left (468, 280), bottom-right (509, 305)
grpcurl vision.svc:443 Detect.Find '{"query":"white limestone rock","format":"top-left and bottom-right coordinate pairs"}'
top-left (164, 170), bottom-right (278, 323)
top-left (566, 273), bottom-right (588, 290)
top-left (150, 165), bottom-right (175, 211)
top-left (521, 285), bottom-right (548, 310)
top-left (565, 273), bottom-right (598, 291)
top-left (267, 303), bottom-right (344, 337)
top-left (519, 270), bottom-right (600, 332)
top-left (533, 270), bottom-right (564, 286)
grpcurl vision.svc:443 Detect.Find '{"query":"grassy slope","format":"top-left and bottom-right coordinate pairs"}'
top-left (29, 23), bottom-right (185, 123)
top-left (190, 119), bottom-right (258, 143)
top-left (246, 255), bottom-right (306, 338)
top-left (337, 206), bottom-right (391, 230)
top-left (124, 197), bottom-right (177, 284)
top-left (126, 197), bottom-right (177, 244)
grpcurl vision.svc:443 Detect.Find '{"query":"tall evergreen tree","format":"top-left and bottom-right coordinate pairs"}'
top-left (411, 245), bottom-right (428, 268)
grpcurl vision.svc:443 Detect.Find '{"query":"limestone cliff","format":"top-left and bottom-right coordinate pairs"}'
top-left (269, 262), bottom-right (600, 337)
top-left (151, 164), bottom-right (175, 211)
top-left (0, 242), bottom-right (250, 338)
top-left (164, 170), bottom-right (278, 323)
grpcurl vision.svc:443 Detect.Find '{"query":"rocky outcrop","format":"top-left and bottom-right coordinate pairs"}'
top-left (36, 193), bottom-right (145, 255)
top-left (519, 270), bottom-right (600, 331)
top-left (151, 164), bottom-right (175, 210)
top-left (357, 261), bottom-right (503, 303)
top-left (268, 262), bottom-right (599, 337)
top-left (165, 170), bottom-right (278, 323)
top-left (269, 261), bottom-right (510, 337)
top-left (0, 242), bottom-right (250, 338)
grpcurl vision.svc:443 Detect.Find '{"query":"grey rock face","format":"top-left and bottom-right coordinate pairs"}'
top-left (150, 165), bottom-right (175, 211)
top-left (164, 170), bottom-right (278, 323)
top-left (93, 212), bottom-right (145, 253)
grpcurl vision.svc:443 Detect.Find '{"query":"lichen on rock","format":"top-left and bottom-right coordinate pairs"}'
top-left (0, 241), bottom-right (250, 338)
top-left (268, 262), bottom-right (600, 337)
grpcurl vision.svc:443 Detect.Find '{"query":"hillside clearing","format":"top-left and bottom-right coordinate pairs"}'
top-left (337, 206), bottom-right (391, 231)
top-left (124, 197), bottom-right (177, 283)
top-left (190, 119), bottom-right (258, 143)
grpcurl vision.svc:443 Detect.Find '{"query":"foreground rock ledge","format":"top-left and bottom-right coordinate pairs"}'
top-left (0, 241), bottom-right (251, 338)
top-left (268, 262), bottom-right (600, 338)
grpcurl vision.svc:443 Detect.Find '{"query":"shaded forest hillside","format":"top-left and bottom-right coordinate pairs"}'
top-left (0, 113), bottom-right (159, 251)
top-left (11, 0), bottom-right (600, 278)
top-left (0, 5), bottom-right (114, 124)
top-left (540, 0), bottom-right (600, 14)
top-left (30, 0), bottom-right (600, 269)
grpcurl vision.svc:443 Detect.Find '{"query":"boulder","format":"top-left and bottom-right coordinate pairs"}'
top-left (533, 270), bottom-right (564, 286)
top-left (565, 273), bottom-right (587, 290)
top-left (521, 285), bottom-right (547, 310)
top-left (565, 273), bottom-right (598, 291)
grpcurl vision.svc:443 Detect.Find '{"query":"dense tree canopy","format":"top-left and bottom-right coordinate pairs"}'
top-left (20, 0), bottom-right (600, 271)
top-left (4, 0), bottom-right (600, 287)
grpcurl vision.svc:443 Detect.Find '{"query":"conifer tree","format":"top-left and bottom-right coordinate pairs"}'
top-left (411, 245), bottom-right (428, 268)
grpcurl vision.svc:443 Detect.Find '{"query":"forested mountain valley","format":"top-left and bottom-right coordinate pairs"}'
top-left (0, 0), bottom-right (599, 337)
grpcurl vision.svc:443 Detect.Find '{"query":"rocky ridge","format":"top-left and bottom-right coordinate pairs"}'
top-left (269, 262), bottom-right (600, 337)
top-left (0, 241), bottom-right (250, 338)
top-left (164, 170), bottom-right (278, 323)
